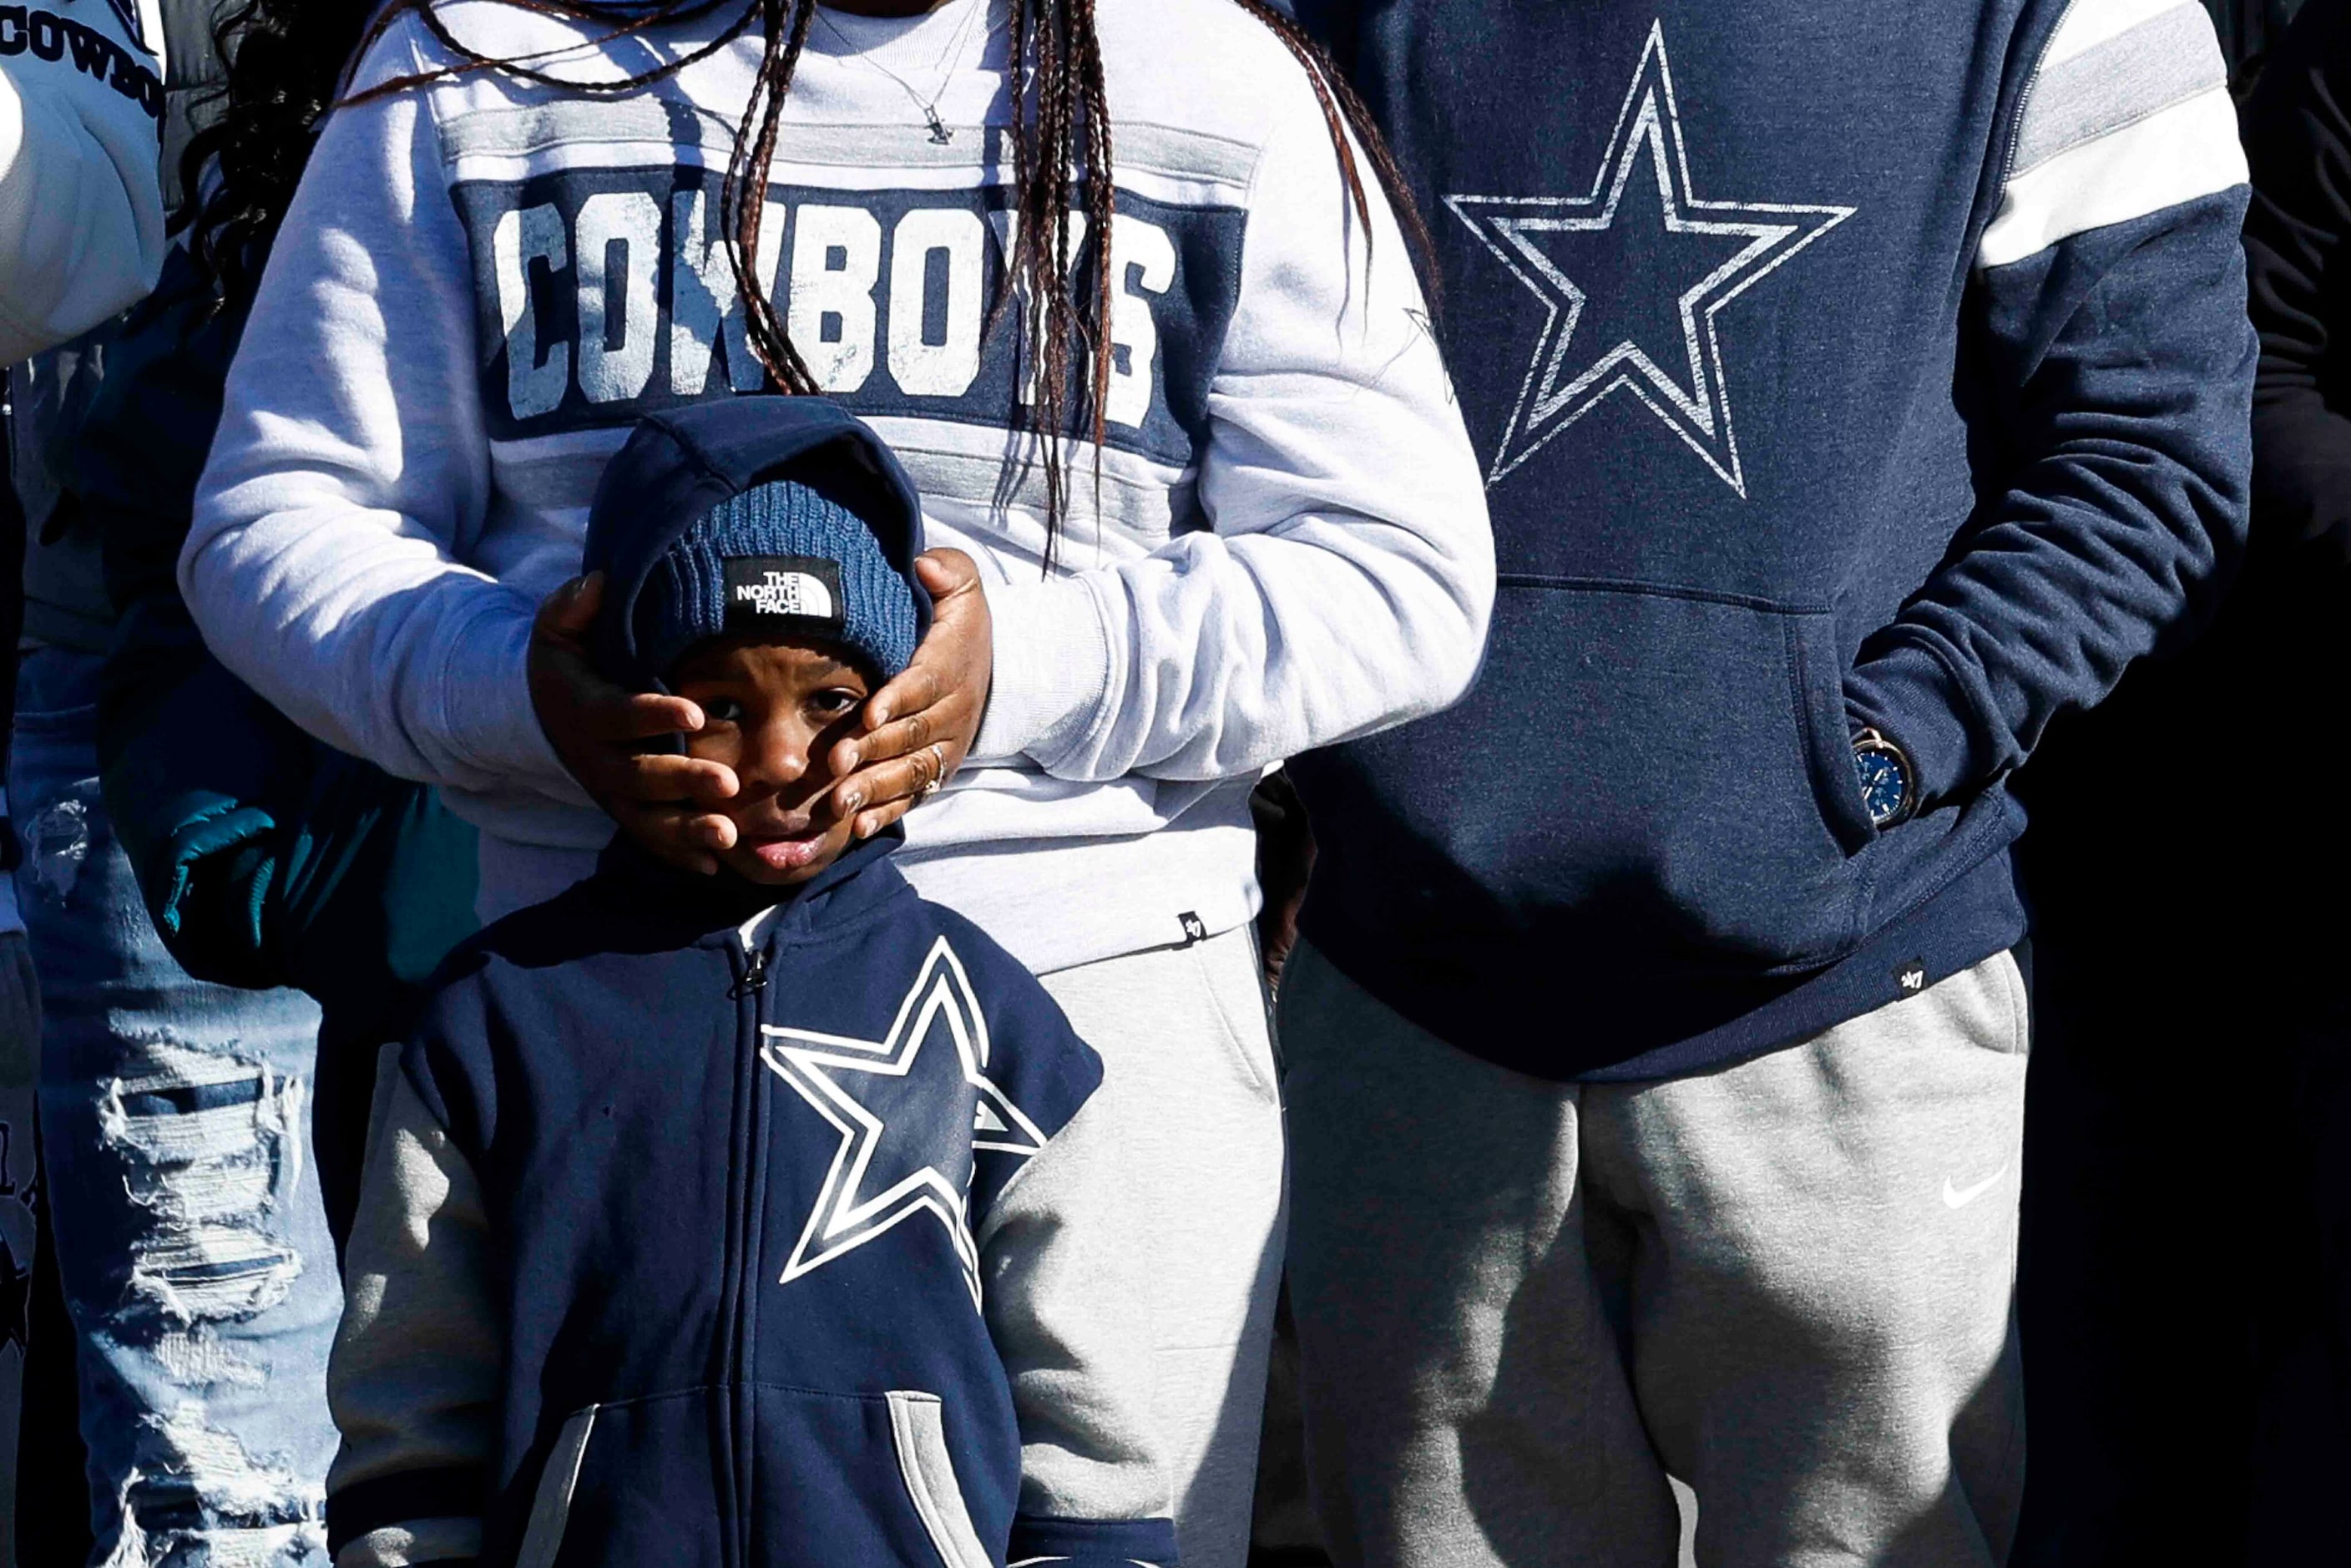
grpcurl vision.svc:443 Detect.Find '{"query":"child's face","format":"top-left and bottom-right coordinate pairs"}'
top-left (660, 636), bottom-right (873, 886)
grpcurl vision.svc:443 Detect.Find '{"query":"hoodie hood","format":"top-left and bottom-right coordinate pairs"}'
top-left (583, 397), bottom-right (931, 691)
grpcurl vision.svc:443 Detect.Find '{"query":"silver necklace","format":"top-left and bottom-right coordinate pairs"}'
top-left (817, 1), bottom-right (991, 145)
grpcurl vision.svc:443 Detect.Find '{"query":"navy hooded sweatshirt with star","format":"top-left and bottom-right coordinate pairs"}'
top-left (1284, 0), bottom-right (2258, 1079)
top-left (321, 399), bottom-right (1176, 1568)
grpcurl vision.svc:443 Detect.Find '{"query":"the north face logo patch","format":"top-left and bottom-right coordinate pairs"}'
top-left (723, 556), bottom-right (844, 631)
top-left (736, 570), bottom-right (833, 619)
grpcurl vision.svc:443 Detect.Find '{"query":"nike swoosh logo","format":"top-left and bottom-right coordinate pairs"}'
top-left (1942, 1166), bottom-right (2010, 1211)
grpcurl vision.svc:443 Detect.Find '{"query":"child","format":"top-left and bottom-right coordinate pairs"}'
top-left (323, 398), bottom-right (1172, 1568)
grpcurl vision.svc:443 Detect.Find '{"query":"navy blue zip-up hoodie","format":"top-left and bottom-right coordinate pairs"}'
top-left (324, 400), bottom-right (1176, 1568)
top-left (1286, 0), bottom-right (2257, 1079)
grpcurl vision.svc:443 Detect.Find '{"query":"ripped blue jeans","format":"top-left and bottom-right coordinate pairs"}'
top-left (9, 648), bottom-right (335, 1565)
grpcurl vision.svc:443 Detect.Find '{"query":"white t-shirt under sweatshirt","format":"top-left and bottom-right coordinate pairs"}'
top-left (182, 0), bottom-right (1492, 974)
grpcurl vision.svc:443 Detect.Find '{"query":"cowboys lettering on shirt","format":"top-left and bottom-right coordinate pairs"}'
top-left (458, 169), bottom-right (1244, 465)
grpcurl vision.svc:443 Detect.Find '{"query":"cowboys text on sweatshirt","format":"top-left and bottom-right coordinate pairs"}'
top-left (1287, 0), bottom-right (2256, 1077)
top-left (0, 0), bottom-right (166, 362)
top-left (181, 0), bottom-right (1492, 975)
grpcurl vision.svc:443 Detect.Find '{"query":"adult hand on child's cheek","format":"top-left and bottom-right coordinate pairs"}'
top-left (528, 574), bottom-right (742, 874)
top-left (829, 549), bottom-right (992, 840)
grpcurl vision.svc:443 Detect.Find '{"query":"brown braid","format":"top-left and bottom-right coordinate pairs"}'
top-left (344, 0), bottom-right (1428, 559)
top-left (997, 0), bottom-right (1115, 567)
top-left (1229, 0), bottom-right (1438, 297)
top-left (726, 0), bottom-right (821, 392)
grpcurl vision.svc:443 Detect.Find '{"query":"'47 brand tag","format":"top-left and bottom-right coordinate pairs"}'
top-left (724, 556), bottom-right (846, 634)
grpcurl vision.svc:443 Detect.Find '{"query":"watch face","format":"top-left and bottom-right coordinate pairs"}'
top-left (1855, 746), bottom-right (1909, 827)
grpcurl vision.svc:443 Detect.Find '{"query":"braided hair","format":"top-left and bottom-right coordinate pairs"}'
top-left (347, 0), bottom-right (1433, 557)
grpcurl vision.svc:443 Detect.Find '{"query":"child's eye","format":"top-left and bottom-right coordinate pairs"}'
top-left (701, 697), bottom-right (747, 726)
top-left (810, 689), bottom-right (861, 718)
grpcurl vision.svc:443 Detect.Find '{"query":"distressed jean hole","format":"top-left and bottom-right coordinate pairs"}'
top-left (105, 1404), bottom-right (329, 1567)
top-left (118, 1078), bottom-right (268, 1118)
top-left (27, 796), bottom-right (93, 903)
top-left (96, 1037), bottom-right (309, 1334)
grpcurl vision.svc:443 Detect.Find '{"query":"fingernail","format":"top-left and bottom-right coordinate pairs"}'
top-left (840, 792), bottom-right (862, 813)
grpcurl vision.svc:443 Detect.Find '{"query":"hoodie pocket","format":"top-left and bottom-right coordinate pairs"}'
top-left (520, 1384), bottom-right (1011, 1568)
top-left (512, 1392), bottom-right (725, 1568)
top-left (886, 1391), bottom-right (993, 1568)
top-left (1460, 578), bottom-right (1875, 970)
top-left (513, 1406), bottom-right (599, 1568)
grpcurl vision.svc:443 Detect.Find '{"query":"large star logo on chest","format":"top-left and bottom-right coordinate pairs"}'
top-left (1444, 21), bottom-right (1855, 495)
top-left (761, 937), bottom-right (1048, 1306)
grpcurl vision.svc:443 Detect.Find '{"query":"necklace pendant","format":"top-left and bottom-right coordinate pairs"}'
top-left (925, 108), bottom-right (953, 145)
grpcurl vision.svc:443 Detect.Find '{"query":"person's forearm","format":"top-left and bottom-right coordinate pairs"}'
top-left (179, 45), bottom-right (582, 807)
top-left (1851, 202), bottom-right (2256, 807)
top-left (1848, 1), bottom-right (2251, 810)
top-left (974, 67), bottom-right (1494, 781)
top-left (181, 492), bottom-right (569, 798)
top-left (978, 508), bottom-right (1489, 783)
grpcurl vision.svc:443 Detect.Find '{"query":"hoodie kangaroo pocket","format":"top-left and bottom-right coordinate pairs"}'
top-left (1453, 578), bottom-right (1874, 971)
top-left (522, 1384), bottom-right (1010, 1568)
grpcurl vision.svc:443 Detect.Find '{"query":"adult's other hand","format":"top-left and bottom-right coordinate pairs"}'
top-left (528, 574), bottom-right (740, 873)
top-left (827, 549), bottom-right (992, 841)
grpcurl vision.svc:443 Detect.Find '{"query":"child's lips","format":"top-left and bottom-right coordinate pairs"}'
top-left (748, 825), bottom-right (827, 871)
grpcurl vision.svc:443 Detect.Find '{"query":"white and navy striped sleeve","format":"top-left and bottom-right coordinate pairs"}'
top-left (1843, 0), bottom-right (2257, 806)
top-left (1979, 0), bottom-right (2245, 267)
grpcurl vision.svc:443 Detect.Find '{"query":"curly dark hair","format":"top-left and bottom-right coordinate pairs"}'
top-left (346, 0), bottom-right (1432, 564)
top-left (171, 0), bottom-right (377, 303)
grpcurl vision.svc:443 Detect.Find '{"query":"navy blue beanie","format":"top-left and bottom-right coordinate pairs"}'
top-left (635, 478), bottom-right (920, 681)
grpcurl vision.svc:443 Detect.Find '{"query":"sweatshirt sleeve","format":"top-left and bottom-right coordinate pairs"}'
top-left (179, 26), bottom-right (584, 806)
top-left (976, 1095), bottom-right (1178, 1567)
top-left (0, 0), bottom-right (168, 362)
top-left (973, 59), bottom-right (1495, 784)
top-left (1842, 0), bottom-right (2256, 811)
top-left (327, 1044), bottom-right (501, 1568)
top-left (2241, 2), bottom-right (2351, 564)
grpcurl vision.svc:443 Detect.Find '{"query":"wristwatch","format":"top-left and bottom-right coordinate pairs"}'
top-left (1852, 727), bottom-right (1914, 830)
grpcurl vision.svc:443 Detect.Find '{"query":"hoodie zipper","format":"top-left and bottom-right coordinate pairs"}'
top-left (731, 938), bottom-right (768, 999)
top-left (719, 910), bottom-right (775, 1568)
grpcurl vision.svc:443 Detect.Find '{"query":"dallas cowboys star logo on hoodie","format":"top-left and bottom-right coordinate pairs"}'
top-left (1443, 22), bottom-right (1854, 495)
top-left (762, 936), bottom-right (1049, 1307)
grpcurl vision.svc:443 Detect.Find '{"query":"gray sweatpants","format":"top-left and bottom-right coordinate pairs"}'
top-left (1278, 942), bottom-right (2029, 1568)
top-left (1033, 928), bottom-right (1287, 1568)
